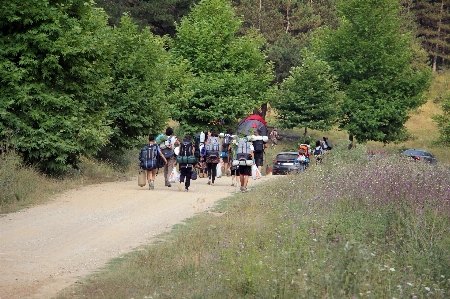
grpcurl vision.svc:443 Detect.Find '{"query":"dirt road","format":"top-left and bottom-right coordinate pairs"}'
top-left (0, 172), bottom-right (276, 299)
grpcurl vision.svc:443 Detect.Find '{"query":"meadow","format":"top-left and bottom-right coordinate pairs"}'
top-left (1, 71), bottom-right (449, 298)
top-left (56, 143), bottom-right (450, 298)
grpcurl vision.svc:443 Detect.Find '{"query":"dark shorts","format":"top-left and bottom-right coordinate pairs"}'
top-left (231, 167), bottom-right (240, 176)
top-left (253, 152), bottom-right (264, 167)
top-left (239, 165), bottom-right (251, 176)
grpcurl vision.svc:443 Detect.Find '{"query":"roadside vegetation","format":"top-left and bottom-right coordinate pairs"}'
top-left (56, 142), bottom-right (450, 299)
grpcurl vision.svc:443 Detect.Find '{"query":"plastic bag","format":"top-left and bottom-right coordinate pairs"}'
top-left (216, 163), bottom-right (222, 178)
top-left (169, 168), bottom-right (180, 183)
top-left (252, 164), bottom-right (262, 180)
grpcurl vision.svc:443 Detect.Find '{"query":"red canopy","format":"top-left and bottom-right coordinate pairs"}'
top-left (245, 114), bottom-right (267, 126)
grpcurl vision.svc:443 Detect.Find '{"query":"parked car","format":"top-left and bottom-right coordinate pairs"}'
top-left (272, 152), bottom-right (303, 175)
top-left (400, 149), bottom-right (437, 164)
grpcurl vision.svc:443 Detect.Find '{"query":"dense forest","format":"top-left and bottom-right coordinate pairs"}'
top-left (1, 0), bottom-right (449, 174)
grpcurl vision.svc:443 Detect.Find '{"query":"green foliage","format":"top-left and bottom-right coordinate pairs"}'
top-left (312, 0), bottom-right (432, 144)
top-left (274, 49), bottom-right (344, 133)
top-left (170, 0), bottom-right (274, 133)
top-left (432, 92), bottom-right (450, 146)
top-left (409, 0), bottom-right (450, 71)
top-left (233, 0), bottom-right (340, 83)
top-left (103, 16), bottom-right (188, 153)
top-left (94, 0), bottom-right (198, 36)
top-left (0, 0), bottom-right (113, 172)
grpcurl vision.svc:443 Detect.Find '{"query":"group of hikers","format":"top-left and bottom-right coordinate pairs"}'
top-left (139, 126), bottom-right (271, 193)
top-left (296, 137), bottom-right (333, 169)
top-left (139, 124), bottom-right (333, 192)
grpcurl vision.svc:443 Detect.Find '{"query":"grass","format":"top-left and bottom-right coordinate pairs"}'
top-left (56, 144), bottom-right (450, 299)
top-left (0, 150), bottom-right (137, 214)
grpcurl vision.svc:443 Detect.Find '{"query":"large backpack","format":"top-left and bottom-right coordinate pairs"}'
top-left (299, 144), bottom-right (310, 157)
top-left (205, 136), bottom-right (220, 158)
top-left (236, 138), bottom-right (252, 160)
top-left (160, 136), bottom-right (174, 159)
top-left (253, 139), bottom-right (264, 153)
top-left (222, 134), bottom-right (232, 153)
top-left (176, 141), bottom-right (196, 164)
top-left (139, 144), bottom-right (157, 170)
top-left (193, 134), bottom-right (201, 158)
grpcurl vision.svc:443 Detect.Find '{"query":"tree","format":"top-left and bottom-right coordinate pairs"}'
top-left (0, 0), bottom-right (113, 173)
top-left (432, 92), bottom-right (450, 146)
top-left (408, 0), bottom-right (450, 71)
top-left (170, 0), bottom-right (274, 133)
top-left (102, 16), bottom-right (190, 154)
top-left (273, 50), bottom-right (343, 136)
top-left (312, 0), bottom-right (432, 145)
top-left (94, 0), bottom-right (199, 36)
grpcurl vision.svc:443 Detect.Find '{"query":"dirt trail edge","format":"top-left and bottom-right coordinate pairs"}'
top-left (0, 172), bottom-right (277, 299)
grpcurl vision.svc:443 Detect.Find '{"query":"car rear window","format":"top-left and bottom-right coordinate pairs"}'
top-left (276, 154), bottom-right (298, 160)
top-left (404, 150), bottom-right (424, 156)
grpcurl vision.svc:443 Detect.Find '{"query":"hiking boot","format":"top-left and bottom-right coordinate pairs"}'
top-left (149, 183), bottom-right (152, 190)
top-left (150, 181), bottom-right (154, 190)
top-left (241, 187), bottom-right (248, 193)
top-left (184, 188), bottom-right (189, 192)
top-left (211, 182), bottom-right (214, 186)
top-left (240, 186), bottom-right (245, 192)
top-left (178, 182), bottom-right (183, 191)
top-left (207, 179), bottom-right (211, 185)
top-left (231, 180), bottom-right (235, 186)
top-left (167, 182), bottom-right (172, 187)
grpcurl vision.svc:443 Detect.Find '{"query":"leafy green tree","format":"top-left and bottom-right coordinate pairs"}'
top-left (273, 50), bottom-right (343, 136)
top-left (432, 92), bottom-right (450, 146)
top-left (170, 0), bottom-right (274, 133)
top-left (312, 0), bottom-right (432, 145)
top-left (0, 0), bottom-right (113, 173)
top-left (103, 16), bottom-right (190, 153)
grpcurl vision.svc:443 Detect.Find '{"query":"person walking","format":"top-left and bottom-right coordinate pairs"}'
top-left (205, 131), bottom-right (221, 186)
top-left (234, 136), bottom-right (254, 192)
top-left (269, 127), bottom-right (279, 148)
top-left (161, 127), bottom-right (179, 187)
top-left (177, 135), bottom-right (195, 192)
top-left (139, 135), bottom-right (167, 190)
top-left (313, 140), bottom-right (324, 164)
top-left (221, 128), bottom-right (234, 177)
top-left (251, 129), bottom-right (267, 174)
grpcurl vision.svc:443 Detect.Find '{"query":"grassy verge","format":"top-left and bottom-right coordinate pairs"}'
top-left (56, 144), bottom-right (450, 299)
top-left (0, 150), bottom-right (137, 214)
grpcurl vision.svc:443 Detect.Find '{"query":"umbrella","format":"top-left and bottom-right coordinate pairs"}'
top-left (237, 115), bottom-right (268, 137)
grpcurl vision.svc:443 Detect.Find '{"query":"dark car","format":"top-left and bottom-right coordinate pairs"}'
top-left (401, 149), bottom-right (437, 164)
top-left (272, 152), bottom-right (303, 175)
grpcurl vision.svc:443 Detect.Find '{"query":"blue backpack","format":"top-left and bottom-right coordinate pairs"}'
top-left (139, 144), bottom-right (158, 170)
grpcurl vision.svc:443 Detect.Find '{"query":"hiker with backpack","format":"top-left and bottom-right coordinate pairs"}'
top-left (233, 136), bottom-right (254, 192)
top-left (322, 137), bottom-right (333, 150)
top-left (220, 128), bottom-right (234, 177)
top-left (205, 131), bottom-right (221, 186)
top-left (139, 135), bottom-right (168, 190)
top-left (161, 127), bottom-right (180, 187)
top-left (313, 140), bottom-right (324, 164)
top-left (251, 129), bottom-right (267, 174)
top-left (177, 135), bottom-right (196, 192)
top-left (298, 141), bottom-right (311, 170)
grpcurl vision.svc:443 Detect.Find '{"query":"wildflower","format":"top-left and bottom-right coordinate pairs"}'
top-left (425, 287), bottom-right (430, 291)
top-left (407, 282), bottom-right (414, 287)
top-left (390, 268), bottom-right (395, 272)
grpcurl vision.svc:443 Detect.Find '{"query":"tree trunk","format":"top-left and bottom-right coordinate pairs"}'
top-left (348, 134), bottom-right (354, 150)
top-left (303, 127), bottom-right (307, 138)
top-left (260, 103), bottom-right (268, 119)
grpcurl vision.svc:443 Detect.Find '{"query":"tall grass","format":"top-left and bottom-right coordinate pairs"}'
top-left (0, 150), bottom-right (137, 214)
top-left (56, 146), bottom-right (450, 299)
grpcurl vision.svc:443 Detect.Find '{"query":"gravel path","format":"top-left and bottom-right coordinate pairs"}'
top-left (0, 172), bottom-right (276, 299)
